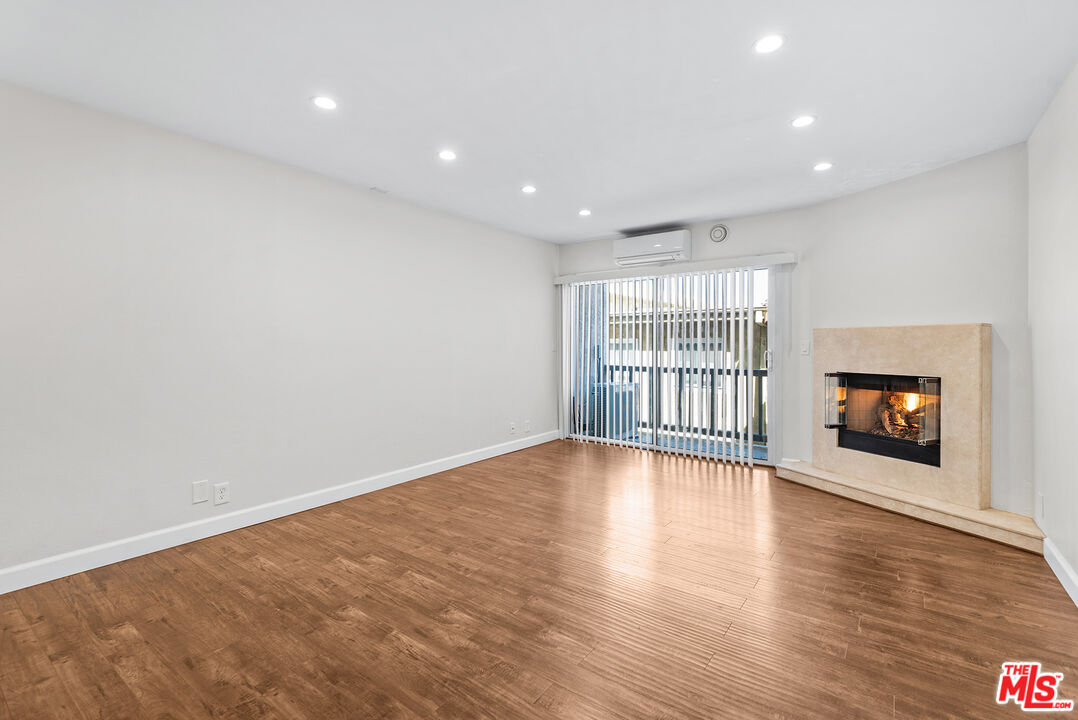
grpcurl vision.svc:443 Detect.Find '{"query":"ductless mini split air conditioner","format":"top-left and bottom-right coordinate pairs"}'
top-left (613, 229), bottom-right (691, 267)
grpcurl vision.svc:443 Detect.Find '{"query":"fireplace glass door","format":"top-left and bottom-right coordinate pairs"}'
top-left (823, 372), bottom-right (941, 466)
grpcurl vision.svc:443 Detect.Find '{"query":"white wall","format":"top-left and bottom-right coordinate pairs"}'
top-left (0, 82), bottom-right (558, 570)
top-left (1029, 60), bottom-right (1078, 578)
top-left (560, 144), bottom-right (1032, 515)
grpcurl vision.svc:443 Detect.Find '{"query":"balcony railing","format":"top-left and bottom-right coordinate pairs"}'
top-left (577, 364), bottom-right (767, 447)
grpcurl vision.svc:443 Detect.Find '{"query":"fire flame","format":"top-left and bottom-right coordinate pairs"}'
top-left (902, 392), bottom-right (920, 413)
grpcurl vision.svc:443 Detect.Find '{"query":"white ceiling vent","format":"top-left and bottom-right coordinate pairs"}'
top-left (613, 229), bottom-right (691, 267)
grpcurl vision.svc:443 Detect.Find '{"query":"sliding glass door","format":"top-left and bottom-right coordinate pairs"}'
top-left (563, 266), bottom-right (769, 464)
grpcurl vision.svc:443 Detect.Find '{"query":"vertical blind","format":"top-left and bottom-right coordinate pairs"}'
top-left (562, 267), bottom-right (767, 465)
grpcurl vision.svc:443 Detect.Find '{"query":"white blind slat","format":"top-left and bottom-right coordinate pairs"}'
top-left (747, 268), bottom-right (755, 467)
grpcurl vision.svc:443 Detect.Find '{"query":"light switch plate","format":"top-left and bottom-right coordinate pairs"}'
top-left (192, 479), bottom-right (210, 504)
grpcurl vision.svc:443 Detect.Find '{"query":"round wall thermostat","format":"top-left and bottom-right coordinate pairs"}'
top-left (710, 224), bottom-right (729, 243)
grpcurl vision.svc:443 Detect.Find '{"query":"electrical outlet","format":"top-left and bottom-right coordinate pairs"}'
top-left (213, 482), bottom-right (230, 506)
top-left (524, 420), bottom-right (531, 433)
top-left (192, 479), bottom-right (209, 504)
top-left (509, 421), bottom-right (517, 434)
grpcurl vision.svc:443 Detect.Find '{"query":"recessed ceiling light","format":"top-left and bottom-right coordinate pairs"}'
top-left (439, 149), bottom-right (457, 161)
top-left (754, 34), bottom-right (785, 54)
top-left (578, 208), bottom-right (591, 216)
top-left (521, 185), bottom-right (537, 194)
top-left (311, 96), bottom-right (337, 110)
top-left (791, 115), bottom-right (816, 128)
top-left (814, 161), bottom-right (834, 172)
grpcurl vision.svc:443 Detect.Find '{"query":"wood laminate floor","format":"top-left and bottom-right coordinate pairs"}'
top-left (2, 440), bottom-right (1076, 719)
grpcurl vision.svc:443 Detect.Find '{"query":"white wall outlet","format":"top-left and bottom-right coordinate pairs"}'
top-left (192, 479), bottom-right (210, 504)
top-left (213, 481), bottom-right (230, 506)
top-left (524, 420), bottom-right (531, 433)
top-left (509, 421), bottom-right (517, 434)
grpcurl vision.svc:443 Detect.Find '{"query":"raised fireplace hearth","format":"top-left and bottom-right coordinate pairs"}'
top-left (824, 372), bottom-right (941, 466)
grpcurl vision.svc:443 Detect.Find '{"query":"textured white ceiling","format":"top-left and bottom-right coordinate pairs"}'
top-left (2, 0), bottom-right (1077, 243)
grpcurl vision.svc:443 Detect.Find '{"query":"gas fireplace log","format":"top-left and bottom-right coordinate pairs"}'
top-left (879, 405), bottom-right (894, 435)
top-left (877, 393), bottom-right (920, 438)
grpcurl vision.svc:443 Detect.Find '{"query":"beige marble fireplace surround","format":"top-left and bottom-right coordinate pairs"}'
top-left (776, 324), bottom-right (1044, 553)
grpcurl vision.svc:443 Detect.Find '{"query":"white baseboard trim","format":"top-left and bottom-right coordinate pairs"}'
top-left (1044, 537), bottom-right (1078, 610)
top-left (0, 431), bottom-right (560, 596)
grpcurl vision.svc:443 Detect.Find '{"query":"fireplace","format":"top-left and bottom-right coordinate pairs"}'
top-left (776, 324), bottom-right (1043, 552)
top-left (824, 372), bottom-right (941, 466)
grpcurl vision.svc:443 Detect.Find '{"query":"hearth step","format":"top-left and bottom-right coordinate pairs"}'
top-left (775, 460), bottom-right (1044, 553)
